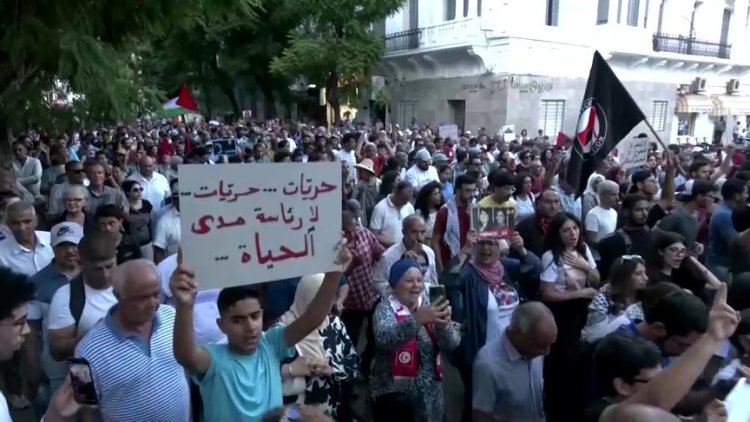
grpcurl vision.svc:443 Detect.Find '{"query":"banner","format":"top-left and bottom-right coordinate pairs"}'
top-left (178, 163), bottom-right (342, 288)
top-left (212, 139), bottom-right (238, 156)
top-left (617, 136), bottom-right (650, 170)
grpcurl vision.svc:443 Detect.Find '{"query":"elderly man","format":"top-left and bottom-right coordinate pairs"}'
top-left (472, 302), bottom-right (557, 422)
top-left (0, 201), bottom-right (53, 276)
top-left (74, 259), bottom-right (190, 422)
top-left (375, 214), bottom-right (438, 299)
top-left (85, 162), bottom-right (127, 214)
top-left (126, 156), bottom-right (171, 211)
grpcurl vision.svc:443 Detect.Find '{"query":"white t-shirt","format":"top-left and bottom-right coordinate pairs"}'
top-left (47, 282), bottom-right (117, 335)
top-left (584, 206), bottom-right (618, 260)
top-left (0, 392), bottom-right (10, 422)
top-left (157, 254), bottom-right (226, 346)
top-left (541, 247), bottom-right (597, 292)
top-left (153, 207), bottom-right (181, 256)
top-left (369, 196), bottom-right (415, 245)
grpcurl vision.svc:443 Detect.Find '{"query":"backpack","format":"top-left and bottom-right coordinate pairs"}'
top-left (68, 276), bottom-right (86, 331)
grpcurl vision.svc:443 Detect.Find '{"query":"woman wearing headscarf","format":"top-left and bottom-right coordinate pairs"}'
top-left (582, 174), bottom-right (604, 220)
top-left (278, 274), bottom-right (361, 419)
top-left (455, 237), bottom-right (520, 422)
top-left (371, 259), bottom-right (461, 422)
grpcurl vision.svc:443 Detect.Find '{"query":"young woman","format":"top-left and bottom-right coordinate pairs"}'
top-left (437, 164), bottom-right (454, 201)
top-left (123, 180), bottom-right (154, 260)
top-left (647, 231), bottom-right (721, 300)
top-left (513, 173), bottom-right (536, 222)
top-left (582, 174), bottom-right (604, 220)
top-left (582, 255), bottom-right (649, 343)
top-left (414, 181), bottom-right (444, 245)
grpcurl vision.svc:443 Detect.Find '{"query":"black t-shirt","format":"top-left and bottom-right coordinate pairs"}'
top-left (647, 203), bottom-right (667, 228)
top-left (582, 398), bottom-right (614, 422)
top-left (117, 234), bottom-right (143, 264)
top-left (598, 228), bottom-right (654, 280)
top-left (516, 215), bottom-right (545, 258)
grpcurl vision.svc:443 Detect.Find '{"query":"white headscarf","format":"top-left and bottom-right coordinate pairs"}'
top-left (278, 273), bottom-right (328, 363)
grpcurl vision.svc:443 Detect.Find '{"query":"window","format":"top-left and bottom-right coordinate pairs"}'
top-left (478, 0), bottom-right (482, 17)
top-left (446, 0), bottom-right (456, 20)
top-left (651, 101), bottom-right (668, 131)
top-left (627, 0), bottom-right (639, 26)
top-left (399, 101), bottom-right (418, 127)
top-left (597, 0), bottom-right (609, 24)
top-left (463, 0), bottom-right (469, 17)
top-left (617, 0), bottom-right (623, 23)
top-left (546, 0), bottom-right (559, 26)
top-left (539, 100), bottom-right (566, 136)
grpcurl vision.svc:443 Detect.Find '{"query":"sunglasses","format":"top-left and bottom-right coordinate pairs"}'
top-left (71, 169), bottom-right (85, 174)
top-left (131, 187), bottom-right (143, 193)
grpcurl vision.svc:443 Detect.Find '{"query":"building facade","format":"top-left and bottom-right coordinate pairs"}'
top-left (380, 0), bottom-right (750, 144)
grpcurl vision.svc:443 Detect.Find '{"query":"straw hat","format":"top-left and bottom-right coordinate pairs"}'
top-left (355, 159), bottom-right (376, 175)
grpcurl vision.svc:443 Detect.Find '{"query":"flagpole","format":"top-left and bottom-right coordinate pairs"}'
top-left (640, 117), bottom-right (670, 151)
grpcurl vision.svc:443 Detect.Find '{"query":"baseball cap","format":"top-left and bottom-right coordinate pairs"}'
top-left (676, 179), bottom-right (718, 201)
top-left (51, 222), bottom-right (83, 247)
top-left (432, 152), bottom-right (449, 163)
top-left (414, 149), bottom-right (431, 162)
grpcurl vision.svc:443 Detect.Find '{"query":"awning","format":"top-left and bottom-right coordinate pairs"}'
top-left (711, 94), bottom-right (750, 116)
top-left (675, 94), bottom-right (713, 114)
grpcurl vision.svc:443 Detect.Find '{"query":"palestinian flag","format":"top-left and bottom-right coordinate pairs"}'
top-left (158, 84), bottom-right (198, 118)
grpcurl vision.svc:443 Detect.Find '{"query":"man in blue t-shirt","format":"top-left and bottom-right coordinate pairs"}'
top-left (170, 246), bottom-right (350, 422)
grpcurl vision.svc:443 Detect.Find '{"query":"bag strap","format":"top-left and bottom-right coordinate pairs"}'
top-left (617, 228), bottom-right (633, 255)
top-left (69, 277), bottom-right (86, 332)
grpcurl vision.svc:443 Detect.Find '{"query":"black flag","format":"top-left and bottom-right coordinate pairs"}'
top-left (565, 51), bottom-right (646, 198)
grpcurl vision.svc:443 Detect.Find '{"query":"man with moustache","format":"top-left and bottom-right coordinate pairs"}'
top-left (598, 193), bottom-right (655, 280)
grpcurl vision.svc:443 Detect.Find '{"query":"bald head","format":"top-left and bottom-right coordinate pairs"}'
top-left (112, 259), bottom-right (158, 296)
top-left (402, 214), bottom-right (424, 231)
top-left (510, 302), bottom-right (554, 334)
top-left (139, 155), bottom-right (155, 177)
top-left (599, 404), bottom-right (679, 422)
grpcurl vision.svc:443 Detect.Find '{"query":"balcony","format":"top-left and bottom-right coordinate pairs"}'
top-left (384, 29), bottom-right (422, 53)
top-left (652, 33), bottom-right (731, 60)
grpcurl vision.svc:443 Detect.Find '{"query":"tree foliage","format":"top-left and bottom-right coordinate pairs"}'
top-left (270, 0), bottom-right (405, 122)
top-left (0, 0), bottom-right (259, 139)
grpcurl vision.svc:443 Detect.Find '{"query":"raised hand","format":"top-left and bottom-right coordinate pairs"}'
top-left (708, 283), bottom-right (740, 341)
top-left (170, 248), bottom-right (197, 306)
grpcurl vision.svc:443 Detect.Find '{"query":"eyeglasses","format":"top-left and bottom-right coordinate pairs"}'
top-left (131, 187), bottom-right (143, 193)
top-left (64, 198), bottom-right (84, 203)
top-left (666, 247), bottom-right (686, 255)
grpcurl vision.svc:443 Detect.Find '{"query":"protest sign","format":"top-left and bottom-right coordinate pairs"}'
top-left (617, 136), bottom-right (650, 170)
top-left (178, 163), bottom-right (342, 289)
top-left (472, 207), bottom-right (517, 239)
top-left (502, 125), bottom-right (516, 142)
top-left (438, 124), bottom-right (458, 140)
top-left (212, 139), bottom-right (238, 156)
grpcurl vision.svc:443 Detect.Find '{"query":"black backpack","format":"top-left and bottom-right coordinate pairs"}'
top-left (68, 276), bottom-right (86, 331)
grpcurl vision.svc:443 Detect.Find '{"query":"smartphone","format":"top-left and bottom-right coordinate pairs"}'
top-left (68, 358), bottom-right (98, 405)
top-left (429, 285), bottom-right (447, 305)
top-left (281, 405), bottom-right (301, 422)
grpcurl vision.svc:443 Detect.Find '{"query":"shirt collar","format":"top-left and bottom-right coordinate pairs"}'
top-left (502, 331), bottom-right (523, 362)
top-left (104, 304), bottom-right (162, 342)
top-left (10, 232), bottom-right (50, 255)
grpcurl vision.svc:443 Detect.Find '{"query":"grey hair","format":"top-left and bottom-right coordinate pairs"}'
top-left (112, 259), bottom-right (158, 294)
top-left (597, 180), bottom-right (619, 196)
top-left (63, 184), bottom-right (87, 200)
top-left (6, 200), bottom-right (35, 217)
top-left (402, 214), bottom-right (424, 231)
top-left (509, 302), bottom-right (554, 335)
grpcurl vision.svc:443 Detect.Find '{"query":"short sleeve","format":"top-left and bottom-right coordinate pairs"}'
top-left (540, 251), bottom-right (559, 284)
top-left (47, 285), bottom-right (75, 330)
top-left (369, 204), bottom-right (384, 231)
top-left (27, 301), bottom-right (42, 321)
top-left (472, 357), bottom-right (497, 413)
top-left (584, 210), bottom-right (599, 232)
top-left (152, 217), bottom-right (169, 249)
top-left (265, 324), bottom-right (296, 361)
top-left (585, 246), bottom-right (597, 270)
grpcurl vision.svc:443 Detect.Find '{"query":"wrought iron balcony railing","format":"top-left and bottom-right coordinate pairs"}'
top-left (384, 29), bottom-right (422, 53)
top-left (653, 33), bottom-right (731, 60)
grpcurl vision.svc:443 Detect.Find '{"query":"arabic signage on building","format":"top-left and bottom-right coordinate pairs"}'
top-left (461, 77), bottom-right (554, 94)
top-left (179, 162), bottom-right (342, 289)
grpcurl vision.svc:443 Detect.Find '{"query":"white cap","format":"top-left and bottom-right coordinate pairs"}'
top-left (50, 222), bottom-right (83, 247)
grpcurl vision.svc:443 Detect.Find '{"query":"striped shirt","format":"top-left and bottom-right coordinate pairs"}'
top-left (75, 305), bottom-right (190, 422)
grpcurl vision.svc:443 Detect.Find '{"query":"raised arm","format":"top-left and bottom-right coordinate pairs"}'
top-left (170, 249), bottom-right (212, 376)
top-left (283, 238), bottom-right (351, 347)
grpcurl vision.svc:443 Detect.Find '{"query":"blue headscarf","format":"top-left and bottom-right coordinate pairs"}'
top-left (388, 258), bottom-right (420, 288)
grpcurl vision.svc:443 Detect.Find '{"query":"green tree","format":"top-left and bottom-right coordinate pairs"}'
top-left (0, 0), bottom-right (259, 151)
top-left (270, 0), bottom-right (405, 123)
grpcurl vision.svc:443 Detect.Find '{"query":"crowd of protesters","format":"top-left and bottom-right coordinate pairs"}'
top-left (0, 117), bottom-right (747, 421)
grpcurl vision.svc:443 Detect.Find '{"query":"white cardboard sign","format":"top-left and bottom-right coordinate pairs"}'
top-left (438, 124), bottom-right (459, 140)
top-left (617, 136), bottom-right (650, 170)
top-left (178, 163), bottom-right (342, 289)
